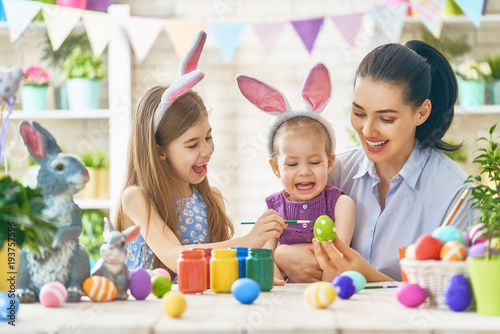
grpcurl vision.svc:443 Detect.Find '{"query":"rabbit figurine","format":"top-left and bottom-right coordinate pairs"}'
top-left (16, 121), bottom-right (91, 303)
top-left (91, 218), bottom-right (140, 300)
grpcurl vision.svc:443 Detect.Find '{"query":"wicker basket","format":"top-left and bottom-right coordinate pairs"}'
top-left (400, 259), bottom-right (474, 310)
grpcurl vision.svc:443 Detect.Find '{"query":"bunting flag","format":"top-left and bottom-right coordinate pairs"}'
top-left (410, 0), bottom-right (445, 38)
top-left (164, 20), bottom-right (205, 59)
top-left (454, 0), bottom-right (486, 27)
top-left (252, 22), bottom-right (285, 55)
top-left (371, 5), bottom-right (407, 42)
top-left (42, 4), bottom-right (83, 51)
top-left (385, 0), bottom-right (412, 16)
top-left (331, 13), bottom-right (364, 47)
top-left (209, 23), bottom-right (245, 62)
top-left (291, 18), bottom-right (324, 54)
top-left (124, 16), bottom-right (164, 63)
top-left (3, 0), bottom-right (43, 42)
top-left (83, 11), bottom-right (121, 57)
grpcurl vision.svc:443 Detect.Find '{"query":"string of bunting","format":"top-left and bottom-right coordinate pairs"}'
top-left (1, 0), bottom-right (486, 63)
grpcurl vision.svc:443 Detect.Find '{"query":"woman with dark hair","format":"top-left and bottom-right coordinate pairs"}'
top-left (274, 40), bottom-right (474, 282)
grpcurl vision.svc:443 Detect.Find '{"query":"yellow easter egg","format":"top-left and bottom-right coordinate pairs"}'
top-left (82, 276), bottom-right (117, 302)
top-left (304, 282), bottom-right (336, 308)
top-left (162, 291), bottom-right (186, 318)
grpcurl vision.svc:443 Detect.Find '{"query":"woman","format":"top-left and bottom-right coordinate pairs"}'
top-left (274, 40), bottom-right (475, 282)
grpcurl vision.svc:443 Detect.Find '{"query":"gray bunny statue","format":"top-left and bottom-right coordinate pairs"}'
top-left (16, 121), bottom-right (91, 303)
top-left (91, 218), bottom-right (140, 300)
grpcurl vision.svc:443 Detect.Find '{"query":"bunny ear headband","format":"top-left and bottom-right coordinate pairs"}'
top-left (236, 63), bottom-right (336, 156)
top-left (153, 30), bottom-right (207, 133)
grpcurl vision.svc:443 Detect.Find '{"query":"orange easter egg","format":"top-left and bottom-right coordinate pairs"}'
top-left (440, 240), bottom-right (467, 261)
top-left (82, 276), bottom-right (118, 302)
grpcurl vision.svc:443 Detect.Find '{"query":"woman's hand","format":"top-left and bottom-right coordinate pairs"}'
top-left (274, 244), bottom-right (322, 283)
top-left (312, 237), bottom-right (393, 282)
top-left (247, 210), bottom-right (286, 248)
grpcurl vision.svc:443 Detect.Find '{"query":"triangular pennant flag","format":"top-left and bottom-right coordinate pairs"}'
top-left (370, 5), bottom-right (407, 42)
top-left (3, 0), bottom-right (43, 42)
top-left (290, 18), bottom-right (324, 54)
top-left (164, 20), bottom-right (205, 60)
top-left (409, 0), bottom-right (445, 38)
top-left (331, 13), bottom-right (364, 47)
top-left (42, 4), bottom-right (83, 51)
top-left (252, 22), bottom-right (284, 55)
top-left (454, 0), bottom-right (485, 27)
top-left (124, 16), bottom-right (164, 63)
top-left (209, 23), bottom-right (245, 62)
top-left (83, 11), bottom-right (121, 57)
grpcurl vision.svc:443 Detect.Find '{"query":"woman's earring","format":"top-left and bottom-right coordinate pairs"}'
top-left (161, 160), bottom-right (165, 164)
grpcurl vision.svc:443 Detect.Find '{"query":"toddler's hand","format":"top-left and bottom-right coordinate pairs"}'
top-left (248, 210), bottom-right (285, 248)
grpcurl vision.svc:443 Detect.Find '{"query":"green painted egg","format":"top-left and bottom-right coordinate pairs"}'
top-left (314, 215), bottom-right (336, 243)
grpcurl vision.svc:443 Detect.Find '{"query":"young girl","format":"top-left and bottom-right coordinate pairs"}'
top-left (114, 32), bottom-right (285, 277)
top-left (237, 63), bottom-right (356, 283)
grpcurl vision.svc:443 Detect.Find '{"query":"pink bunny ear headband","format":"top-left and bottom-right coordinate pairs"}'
top-left (236, 63), bottom-right (336, 156)
top-left (153, 31), bottom-right (207, 133)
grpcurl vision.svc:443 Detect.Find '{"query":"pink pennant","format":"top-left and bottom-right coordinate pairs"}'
top-left (331, 13), bottom-right (364, 47)
top-left (291, 18), bottom-right (324, 54)
top-left (252, 22), bottom-right (284, 55)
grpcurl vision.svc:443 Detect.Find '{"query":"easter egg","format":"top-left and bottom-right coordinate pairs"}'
top-left (340, 271), bottom-right (366, 292)
top-left (444, 275), bottom-right (473, 312)
top-left (129, 267), bottom-right (153, 300)
top-left (462, 230), bottom-right (471, 248)
top-left (404, 243), bottom-right (416, 260)
top-left (153, 268), bottom-right (172, 280)
top-left (468, 241), bottom-right (488, 258)
top-left (332, 275), bottom-right (356, 299)
top-left (151, 274), bottom-right (172, 298)
top-left (39, 281), bottom-right (67, 307)
top-left (396, 283), bottom-right (427, 308)
top-left (304, 282), bottom-right (336, 308)
top-left (82, 276), bottom-right (117, 302)
top-left (162, 291), bottom-right (186, 318)
top-left (0, 292), bottom-right (19, 321)
top-left (414, 234), bottom-right (441, 260)
top-left (469, 223), bottom-right (488, 245)
top-left (432, 226), bottom-right (465, 245)
top-left (440, 240), bottom-right (467, 261)
top-left (314, 215), bottom-right (336, 243)
top-left (231, 278), bottom-right (260, 304)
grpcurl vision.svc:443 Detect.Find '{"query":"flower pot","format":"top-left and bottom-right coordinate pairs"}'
top-left (95, 168), bottom-right (109, 199)
top-left (458, 80), bottom-right (486, 108)
top-left (21, 85), bottom-right (48, 111)
top-left (80, 167), bottom-right (98, 199)
top-left (66, 78), bottom-right (101, 110)
top-left (467, 257), bottom-right (500, 316)
top-left (86, 0), bottom-right (113, 12)
top-left (491, 80), bottom-right (500, 105)
top-left (54, 85), bottom-right (68, 110)
top-left (56, 0), bottom-right (87, 9)
top-left (0, 241), bottom-right (19, 292)
top-left (443, 0), bottom-right (463, 17)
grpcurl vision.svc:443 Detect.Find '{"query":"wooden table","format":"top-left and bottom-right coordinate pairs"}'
top-left (8, 282), bottom-right (500, 333)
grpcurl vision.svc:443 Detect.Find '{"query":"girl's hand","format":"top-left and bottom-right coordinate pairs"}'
top-left (274, 244), bottom-right (322, 283)
top-left (273, 276), bottom-right (285, 286)
top-left (248, 210), bottom-right (286, 248)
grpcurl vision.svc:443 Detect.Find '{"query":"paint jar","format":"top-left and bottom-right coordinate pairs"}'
top-left (210, 249), bottom-right (238, 293)
top-left (177, 249), bottom-right (206, 294)
top-left (246, 248), bottom-right (273, 292)
top-left (191, 247), bottom-right (212, 289)
top-left (229, 247), bottom-right (249, 278)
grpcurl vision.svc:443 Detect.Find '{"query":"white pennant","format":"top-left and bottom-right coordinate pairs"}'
top-left (164, 20), bottom-right (205, 60)
top-left (83, 11), bottom-right (121, 57)
top-left (42, 4), bottom-right (83, 51)
top-left (124, 16), bottom-right (164, 63)
top-left (3, 0), bottom-right (43, 42)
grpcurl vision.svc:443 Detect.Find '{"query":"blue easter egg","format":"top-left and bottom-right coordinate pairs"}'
top-left (341, 271), bottom-right (366, 292)
top-left (332, 275), bottom-right (356, 299)
top-left (0, 292), bottom-right (19, 322)
top-left (231, 278), bottom-right (260, 304)
top-left (432, 226), bottom-right (465, 245)
top-left (444, 275), bottom-right (472, 312)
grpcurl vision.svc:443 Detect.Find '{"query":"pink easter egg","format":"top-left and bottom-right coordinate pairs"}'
top-left (153, 268), bottom-right (172, 280)
top-left (129, 267), bottom-right (152, 300)
top-left (469, 223), bottom-right (487, 245)
top-left (462, 231), bottom-right (471, 247)
top-left (39, 281), bottom-right (67, 308)
top-left (396, 283), bottom-right (427, 308)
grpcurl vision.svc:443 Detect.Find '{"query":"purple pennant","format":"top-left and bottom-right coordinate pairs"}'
top-left (291, 17), bottom-right (324, 54)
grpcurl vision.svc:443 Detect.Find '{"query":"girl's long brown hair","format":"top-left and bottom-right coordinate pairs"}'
top-left (114, 86), bottom-right (234, 271)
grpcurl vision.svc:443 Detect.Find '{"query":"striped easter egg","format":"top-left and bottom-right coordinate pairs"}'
top-left (82, 276), bottom-right (118, 302)
top-left (304, 282), bottom-right (337, 308)
top-left (39, 281), bottom-right (67, 307)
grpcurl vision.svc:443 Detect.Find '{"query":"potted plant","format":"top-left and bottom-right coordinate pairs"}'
top-left (0, 177), bottom-right (57, 291)
top-left (20, 65), bottom-right (51, 111)
top-left (62, 47), bottom-right (106, 110)
top-left (80, 150), bottom-right (109, 200)
top-left (466, 124), bottom-right (500, 316)
top-left (485, 54), bottom-right (500, 104)
top-left (455, 60), bottom-right (492, 108)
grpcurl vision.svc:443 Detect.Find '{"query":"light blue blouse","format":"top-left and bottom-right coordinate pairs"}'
top-left (328, 143), bottom-right (475, 281)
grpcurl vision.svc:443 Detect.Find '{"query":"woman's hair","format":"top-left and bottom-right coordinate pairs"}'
top-left (271, 116), bottom-right (333, 161)
top-left (354, 40), bottom-right (460, 151)
top-left (114, 86), bottom-right (234, 270)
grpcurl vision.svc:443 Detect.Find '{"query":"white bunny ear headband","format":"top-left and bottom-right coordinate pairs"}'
top-left (236, 63), bottom-right (336, 156)
top-left (153, 31), bottom-right (207, 133)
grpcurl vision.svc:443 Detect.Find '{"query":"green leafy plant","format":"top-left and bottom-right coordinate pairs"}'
top-left (420, 28), bottom-right (471, 62)
top-left (62, 47), bottom-right (107, 80)
top-left (468, 124), bottom-right (500, 259)
top-left (80, 151), bottom-right (109, 169)
top-left (0, 177), bottom-right (57, 254)
top-left (41, 33), bottom-right (91, 69)
top-left (485, 54), bottom-right (500, 80)
top-left (79, 209), bottom-right (105, 260)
